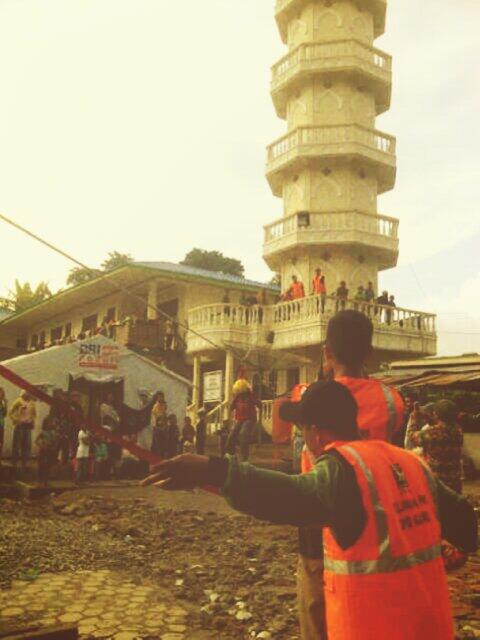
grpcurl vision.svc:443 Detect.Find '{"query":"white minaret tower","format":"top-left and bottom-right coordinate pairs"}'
top-left (264, 0), bottom-right (398, 298)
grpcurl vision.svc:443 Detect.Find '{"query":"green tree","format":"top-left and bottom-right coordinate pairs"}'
top-left (102, 251), bottom-right (133, 272)
top-left (12, 280), bottom-right (52, 311)
top-left (66, 267), bottom-right (101, 287)
top-left (181, 249), bottom-right (245, 278)
top-left (66, 251), bottom-right (133, 287)
top-left (269, 273), bottom-right (281, 287)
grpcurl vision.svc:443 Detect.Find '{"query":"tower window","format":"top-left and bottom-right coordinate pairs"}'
top-left (297, 212), bottom-right (310, 228)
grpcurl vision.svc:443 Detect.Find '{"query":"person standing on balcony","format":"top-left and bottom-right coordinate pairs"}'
top-left (256, 288), bottom-right (267, 323)
top-left (164, 318), bottom-right (176, 351)
top-left (354, 285), bottom-right (365, 312)
top-left (312, 269), bottom-right (327, 314)
top-left (386, 294), bottom-right (396, 325)
top-left (222, 290), bottom-right (231, 319)
top-left (376, 290), bottom-right (389, 322)
top-left (290, 275), bottom-right (305, 300)
top-left (312, 268), bottom-right (322, 295)
top-left (364, 281), bottom-right (376, 314)
top-left (227, 379), bottom-right (261, 462)
top-left (335, 281), bottom-right (349, 312)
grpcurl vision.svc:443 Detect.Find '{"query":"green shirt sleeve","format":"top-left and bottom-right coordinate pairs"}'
top-left (221, 453), bottom-right (354, 528)
top-left (436, 479), bottom-right (478, 553)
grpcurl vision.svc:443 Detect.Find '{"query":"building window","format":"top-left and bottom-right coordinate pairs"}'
top-left (39, 331), bottom-right (46, 347)
top-left (106, 307), bottom-right (116, 321)
top-left (82, 314), bottom-right (98, 333)
top-left (31, 334), bottom-right (38, 349)
top-left (50, 326), bottom-right (63, 343)
top-left (16, 338), bottom-right (27, 350)
top-left (65, 322), bottom-right (72, 338)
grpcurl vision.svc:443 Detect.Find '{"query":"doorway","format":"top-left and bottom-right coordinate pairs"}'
top-left (68, 375), bottom-right (124, 426)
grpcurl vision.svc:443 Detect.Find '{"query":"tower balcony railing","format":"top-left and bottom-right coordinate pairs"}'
top-left (271, 39), bottom-right (391, 89)
top-left (188, 303), bottom-right (267, 330)
top-left (268, 124), bottom-right (396, 166)
top-left (187, 297), bottom-right (436, 355)
top-left (272, 295), bottom-right (436, 334)
top-left (264, 210), bottom-right (398, 245)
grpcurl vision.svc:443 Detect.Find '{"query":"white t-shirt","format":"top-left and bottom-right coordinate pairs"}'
top-left (100, 402), bottom-right (119, 427)
top-left (76, 429), bottom-right (90, 459)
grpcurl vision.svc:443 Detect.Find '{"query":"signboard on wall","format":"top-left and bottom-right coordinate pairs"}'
top-left (203, 370), bottom-right (223, 403)
top-left (78, 343), bottom-right (120, 370)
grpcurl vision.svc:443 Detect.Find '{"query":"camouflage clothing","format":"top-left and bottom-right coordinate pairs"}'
top-left (410, 422), bottom-right (463, 493)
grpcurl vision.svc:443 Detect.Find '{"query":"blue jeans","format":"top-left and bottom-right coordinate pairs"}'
top-left (226, 420), bottom-right (254, 461)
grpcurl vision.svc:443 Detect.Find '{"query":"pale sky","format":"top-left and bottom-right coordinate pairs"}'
top-left (0, 0), bottom-right (479, 356)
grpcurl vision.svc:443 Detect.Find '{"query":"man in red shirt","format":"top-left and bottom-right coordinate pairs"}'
top-left (226, 381), bottom-right (261, 461)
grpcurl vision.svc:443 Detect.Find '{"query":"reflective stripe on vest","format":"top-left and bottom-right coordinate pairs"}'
top-left (380, 384), bottom-right (397, 441)
top-left (324, 445), bottom-right (441, 576)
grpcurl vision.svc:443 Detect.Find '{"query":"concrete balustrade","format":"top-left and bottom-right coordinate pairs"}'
top-left (271, 39), bottom-right (392, 87)
top-left (187, 297), bottom-right (436, 356)
top-left (264, 211), bottom-right (398, 244)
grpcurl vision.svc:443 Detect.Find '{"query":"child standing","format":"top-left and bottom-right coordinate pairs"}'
top-left (76, 428), bottom-right (90, 484)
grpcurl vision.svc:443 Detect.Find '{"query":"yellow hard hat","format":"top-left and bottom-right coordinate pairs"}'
top-left (232, 378), bottom-right (251, 395)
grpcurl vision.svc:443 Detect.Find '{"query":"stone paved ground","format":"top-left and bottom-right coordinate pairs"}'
top-left (0, 570), bottom-right (188, 639)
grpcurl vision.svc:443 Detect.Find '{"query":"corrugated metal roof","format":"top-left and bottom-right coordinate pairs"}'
top-left (376, 370), bottom-right (480, 390)
top-left (390, 354), bottom-right (480, 369)
top-left (134, 261), bottom-right (279, 291)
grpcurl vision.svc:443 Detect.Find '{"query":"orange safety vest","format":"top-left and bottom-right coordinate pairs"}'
top-left (323, 440), bottom-right (454, 640)
top-left (312, 275), bottom-right (325, 294)
top-left (335, 376), bottom-right (405, 441)
top-left (291, 281), bottom-right (305, 299)
top-left (300, 378), bottom-right (405, 473)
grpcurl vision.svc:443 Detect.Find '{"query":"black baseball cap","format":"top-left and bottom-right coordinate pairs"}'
top-left (279, 380), bottom-right (358, 437)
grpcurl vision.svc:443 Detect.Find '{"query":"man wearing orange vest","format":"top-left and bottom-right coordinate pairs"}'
top-left (143, 380), bottom-right (477, 639)
top-left (298, 310), bottom-right (406, 637)
top-left (290, 274), bottom-right (305, 300)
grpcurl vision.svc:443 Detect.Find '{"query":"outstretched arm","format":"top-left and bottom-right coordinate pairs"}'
top-left (141, 453), bottom-right (359, 528)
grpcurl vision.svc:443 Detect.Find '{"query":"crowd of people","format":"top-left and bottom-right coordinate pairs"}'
top-left (278, 269), bottom-right (397, 311)
top-left (0, 376), bottom-right (265, 486)
top-left (25, 314), bottom-right (180, 353)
